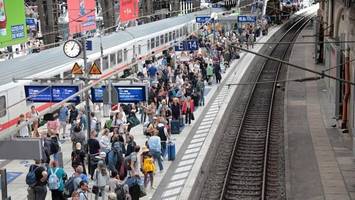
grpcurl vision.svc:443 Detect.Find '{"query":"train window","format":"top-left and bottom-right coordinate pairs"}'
top-left (160, 35), bottom-right (164, 45)
top-left (123, 49), bottom-right (128, 62)
top-left (138, 45), bottom-right (142, 55)
top-left (173, 30), bottom-right (176, 40)
top-left (169, 32), bottom-right (172, 42)
top-left (63, 70), bottom-right (71, 79)
top-left (165, 33), bottom-right (168, 43)
top-left (0, 96), bottom-right (6, 117)
top-left (117, 50), bottom-right (123, 63)
top-left (110, 53), bottom-right (116, 66)
top-left (133, 45), bottom-right (136, 57)
top-left (151, 38), bottom-right (155, 49)
top-left (180, 27), bottom-right (183, 37)
top-left (147, 40), bottom-right (150, 50)
top-left (155, 36), bottom-right (159, 47)
top-left (102, 56), bottom-right (109, 71)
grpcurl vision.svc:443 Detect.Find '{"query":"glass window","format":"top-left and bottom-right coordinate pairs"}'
top-left (151, 38), bottom-right (155, 49)
top-left (123, 49), bottom-right (128, 62)
top-left (147, 40), bottom-right (150, 50)
top-left (102, 56), bottom-right (109, 71)
top-left (0, 96), bottom-right (6, 117)
top-left (169, 32), bottom-right (172, 41)
top-left (117, 50), bottom-right (123, 63)
top-left (173, 30), bottom-right (176, 40)
top-left (110, 53), bottom-right (116, 66)
top-left (138, 45), bottom-right (142, 55)
top-left (160, 35), bottom-right (164, 45)
top-left (155, 36), bottom-right (159, 47)
top-left (180, 28), bottom-right (183, 37)
top-left (165, 33), bottom-right (168, 43)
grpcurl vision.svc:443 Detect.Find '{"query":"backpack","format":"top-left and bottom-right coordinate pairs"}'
top-left (115, 184), bottom-right (126, 200)
top-left (25, 165), bottom-right (38, 187)
top-left (50, 137), bottom-right (60, 155)
top-left (72, 151), bottom-right (82, 168)
top-left (48, 168), bottom-right (60, 190)
top-left (143, 157), bottom-right (155, 173)
top-left (63, 176), bottom-right (77, 197)
top-left (106, 146), bottom-right (122, 172)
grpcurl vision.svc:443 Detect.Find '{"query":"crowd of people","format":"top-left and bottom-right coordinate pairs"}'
top-left (21, 21), bottom-right (268, 200)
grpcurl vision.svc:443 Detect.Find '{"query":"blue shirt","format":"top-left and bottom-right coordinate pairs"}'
top-left (147, 66), bottom-right (157, 77)
top-left (58, 107), bottom-right (68, 122)
top-left (148, 136), bottom-right (161, 152)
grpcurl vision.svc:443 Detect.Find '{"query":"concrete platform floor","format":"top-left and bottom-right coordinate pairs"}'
top-left (285, 22), bottom-right (355, 200)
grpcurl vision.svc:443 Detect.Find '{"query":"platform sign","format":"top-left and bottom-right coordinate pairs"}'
top-left (116, 86), bottom-right (147, 103)
top-left (91, 84), bottom-right (148, 103)
top-left (175, 40), bottom-right (199, 51)
top-left (51, 85), bottom-right (80, 102)
top-left (91, 87), bottom-right (105, 103)
top-left (24, 85), bottom-right (80, 103)
top-left (86, 40), bottom-right (93, 51)
top-left (24, 85), bottom-right (51, 102)
top-left (196, 16), bottom-right (211, 24)
top-left (238, 16), bottom-right (257, 23)
top-left (71, 63), bottom-right (84, 75)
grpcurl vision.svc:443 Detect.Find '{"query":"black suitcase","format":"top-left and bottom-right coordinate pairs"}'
top-left (171, 120), bottom-right (180, 134)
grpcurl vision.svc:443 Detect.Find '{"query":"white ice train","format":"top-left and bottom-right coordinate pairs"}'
top-left (0, 9), bottom-right (215, 133)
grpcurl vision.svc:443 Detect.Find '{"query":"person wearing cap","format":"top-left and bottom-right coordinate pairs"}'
top-left (71, 142), bottom-right (86, 174)
top-left (141, 146), bottom-right (155, 189)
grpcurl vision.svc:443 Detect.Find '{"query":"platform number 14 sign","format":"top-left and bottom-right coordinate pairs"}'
top-left (175, 40), bottom-right (199, 51)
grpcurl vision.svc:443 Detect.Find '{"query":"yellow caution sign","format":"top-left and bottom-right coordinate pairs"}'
top-left (89, 63), bottom-right (102, 75)
top-left (71, 63), bottom-right (84, 75)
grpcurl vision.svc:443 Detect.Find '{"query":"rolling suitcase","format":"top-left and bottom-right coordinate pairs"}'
top-left (168, 141), bottom-right (176, 161)
top-left (171, 119), bottom-right (180, 134)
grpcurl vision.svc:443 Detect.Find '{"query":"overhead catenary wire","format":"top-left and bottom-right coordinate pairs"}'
top-left (233, 45), bottom-right (355, 85)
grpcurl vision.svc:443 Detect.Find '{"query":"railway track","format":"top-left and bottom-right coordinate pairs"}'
top-left (199, 15), bottom-right (313, 200)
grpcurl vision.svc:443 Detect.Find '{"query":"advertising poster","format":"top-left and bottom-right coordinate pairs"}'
top-left (0, 0), bottom-right (28, 47)
top-left (120, 0), bottom-right (139, 23)
top-left (67, 0), bottom-right (96, 35)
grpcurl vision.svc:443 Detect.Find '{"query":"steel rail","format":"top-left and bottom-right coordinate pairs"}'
top-left (219, 14), bottom-right (312, 200)
top-left (261, 17), bottom-right (313, 199)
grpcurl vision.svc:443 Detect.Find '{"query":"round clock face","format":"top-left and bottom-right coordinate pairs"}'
top-left (63, 40), bottom-right (82, 58)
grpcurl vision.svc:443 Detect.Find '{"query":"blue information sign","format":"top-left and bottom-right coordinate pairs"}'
top-left (24, 85), bottom-right (52, 102)
top-left (86, 40), bottom-right (93, 51)
top-left (91, 87), bottom-right (105, 103)
top-left (175, 40), bottom-right (199, 51)
top-left (238, 16), bottom-right (257, 23)
top-left (51, 86), bottom-right (80, 102)
top-left (91, 85), bottom-right (147, 103)
top-left (24, 85), bottom-right (80, 103)
top-left (196, 16), bottom-right (211, 24)
top-left (117, 86), bottom-right (146, 103)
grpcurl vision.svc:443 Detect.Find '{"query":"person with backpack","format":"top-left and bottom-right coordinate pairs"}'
top-left (27, 164), bottom-right (48, 200)
top-left (148, 131), bottom-right (163, 172)
top-left (126, 145), bottom-right (140, 177)
top-left (93, 161), bottom-right (109, 200)
top-left (106, 141), bottom-right (124, 173)
top-left (47, 160), bottom-right (67, 200)
top-left (125, 135), bottom-right (136, 157)
top-left (157, 118), bottom-right (169, 159)
top-left (77, 181), bottom-right (90, 200)
top-left (71, 143), bottom-right (87, 174)
top-left (71, 122), bottom-right (86, 151)
top-left (141, 146), bottom-right (155, 189)
top-left (63, 165), bottom-right (87, 198)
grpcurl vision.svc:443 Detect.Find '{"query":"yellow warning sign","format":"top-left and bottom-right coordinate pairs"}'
top-left (71, 63), bottom-right (84, 75)
top-left (89, 63), bottom-right (102, 75)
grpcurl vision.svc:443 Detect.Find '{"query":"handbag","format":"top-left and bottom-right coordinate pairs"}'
top-left (92, 171), bottom-right (99, 194)
top-left (127, 115), bottom-right (140, 128)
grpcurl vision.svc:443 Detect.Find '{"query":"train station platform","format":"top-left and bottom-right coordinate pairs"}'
top-left (285, 22), bottom-right (355, 199)
top-left (3, 24), bottom-right (283, 200)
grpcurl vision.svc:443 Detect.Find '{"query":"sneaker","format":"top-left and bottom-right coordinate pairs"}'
top-left (152, 185), bottom-right (157, 190)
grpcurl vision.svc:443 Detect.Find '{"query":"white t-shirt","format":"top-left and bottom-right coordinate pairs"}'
top-left (18, 120), bottom-right (29, 137)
